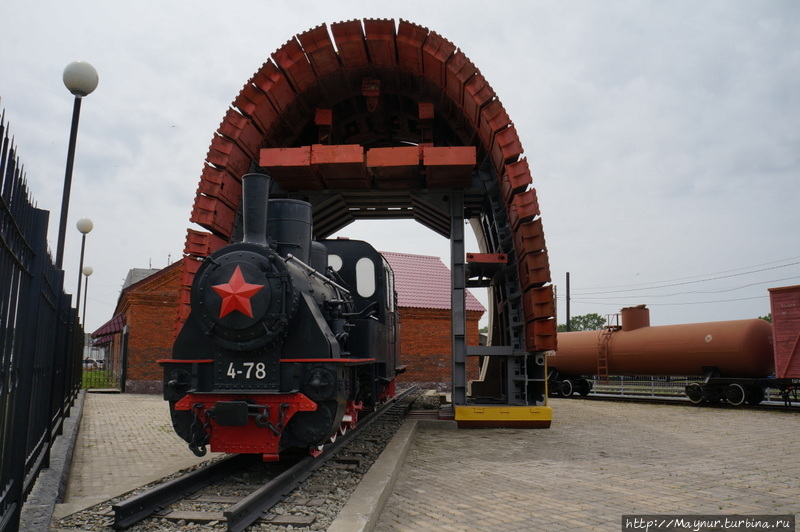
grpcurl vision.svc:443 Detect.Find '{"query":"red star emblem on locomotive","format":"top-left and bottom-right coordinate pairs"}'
top-left (212, 266), bottom-right (264, 318)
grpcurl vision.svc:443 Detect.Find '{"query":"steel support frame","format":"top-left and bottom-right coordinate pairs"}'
top-left (451, 190), bottom-right (467, 405)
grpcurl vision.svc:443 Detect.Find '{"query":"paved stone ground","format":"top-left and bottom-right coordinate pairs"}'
top-left (19, 392), bottom-right (85, 531)
top-left (53, 392), bottom-right (222, 519)
top-left (376, 399), bottom-right (800, 531)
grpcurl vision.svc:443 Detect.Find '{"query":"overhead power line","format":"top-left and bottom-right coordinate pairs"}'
top-left (568, 275), bottom-right (800, 301)
top-left (568, 295), bottom-right (768, 307)
top-left (571, 260), bottom-right (800, 296)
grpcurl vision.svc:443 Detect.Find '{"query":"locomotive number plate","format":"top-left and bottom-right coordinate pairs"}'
top-left (214, 355), bottom-right (280, 390)
top-left (226, 361), bottom-right (269, 379)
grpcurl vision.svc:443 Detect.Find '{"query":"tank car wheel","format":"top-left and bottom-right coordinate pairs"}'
top-left (576, 379), bottom-right (592, 397)
top-left (746, 387), bottom-right (765, 405)
top-left (686, 383), bottom-right (704, 404)
top-left (558, 379), bottom-right (574, 398)
top-left (725, 383), bottom-right (746, 406)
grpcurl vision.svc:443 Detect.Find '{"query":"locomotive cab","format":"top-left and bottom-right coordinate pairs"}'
top-left (323, 238), bottom-right (403, 401)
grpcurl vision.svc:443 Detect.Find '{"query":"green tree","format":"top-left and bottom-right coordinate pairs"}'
top-left (558, 313), bottom-right (606, 332)
top-left (758, 313), bottom-right (772, 323)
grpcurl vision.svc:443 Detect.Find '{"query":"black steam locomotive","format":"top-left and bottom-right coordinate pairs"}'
top-left (160, 173), bottom-right (401, 461)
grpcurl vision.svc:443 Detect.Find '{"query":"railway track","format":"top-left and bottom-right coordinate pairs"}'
top-left (555, 392), bottom-right (799, 413)
top-left (54, 386), bottom-right (420, 532)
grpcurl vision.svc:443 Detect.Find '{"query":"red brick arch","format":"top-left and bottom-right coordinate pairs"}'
top-left (180, 18), bottom-right (556, 355)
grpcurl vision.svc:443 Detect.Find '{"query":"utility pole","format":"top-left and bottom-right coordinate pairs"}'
top-left (566, 272), bottom-right (571, 332)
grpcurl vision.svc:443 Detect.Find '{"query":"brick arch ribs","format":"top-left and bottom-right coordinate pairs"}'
top-left (179, 18), bottom-right (556, 409)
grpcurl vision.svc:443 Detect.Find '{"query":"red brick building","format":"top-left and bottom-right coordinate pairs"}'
top-left (91, 262), bottom-right (182, 393)
top-left (93, 252), bottom-right (484, 393)
top-left (381, 252), bottom-right (485, 390)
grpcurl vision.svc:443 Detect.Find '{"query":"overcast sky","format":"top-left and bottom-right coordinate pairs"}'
top-left (1, 1), bottom-right (798, 333)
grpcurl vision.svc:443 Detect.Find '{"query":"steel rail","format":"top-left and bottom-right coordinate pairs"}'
top-left (111, 386), bottom-right (417, 530)
top-left (112, 453), bottom-right (253, 529)
top-left (564, 393), bottom-right (799, 412)
top-left (224, 385), bottom-right (418, 532)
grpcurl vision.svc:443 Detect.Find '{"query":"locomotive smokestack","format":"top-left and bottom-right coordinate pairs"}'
top-left (241, 173), bottom-right (272, 246)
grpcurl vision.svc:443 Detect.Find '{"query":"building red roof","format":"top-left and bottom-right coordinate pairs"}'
top-left (381, 251), bottom-right (485, 312)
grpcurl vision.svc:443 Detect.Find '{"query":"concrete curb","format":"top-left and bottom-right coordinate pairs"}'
top-left (19, 390), bottom-right (86, 531)
top-left (328, 419), bottom-right (420, 532)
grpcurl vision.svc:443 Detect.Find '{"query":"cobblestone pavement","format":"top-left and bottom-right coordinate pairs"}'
top-left (376, 399), bottom-right (800, 532)
top-left (54, 392), bottom-right (222, 519)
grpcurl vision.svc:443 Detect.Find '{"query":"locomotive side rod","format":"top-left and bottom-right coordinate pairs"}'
top-left (224, 385), bottom-right (419, 532)
top-left (112, 453), bottom-right (253, 529)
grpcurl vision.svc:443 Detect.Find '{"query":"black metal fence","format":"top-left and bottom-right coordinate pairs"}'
top-left (81, 336), bottom-right (124, 391)
top-left (0, 109), bottom-right (84, 531)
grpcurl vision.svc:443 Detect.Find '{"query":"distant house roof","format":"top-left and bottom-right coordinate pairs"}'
top-left (92, 262), bottom-right (183, 341)
top-left (122, 268), bottom-right (161, 289)
top-left (91, 313), bottom-right (125, 344)
top-left (381, 251), bottom-right (485, 313)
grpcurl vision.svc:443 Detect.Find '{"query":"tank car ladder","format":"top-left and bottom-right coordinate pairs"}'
top-left (597, 314), bottom-right (620, 384)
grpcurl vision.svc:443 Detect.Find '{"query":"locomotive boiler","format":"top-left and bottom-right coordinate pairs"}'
top-left (160, 173), bottom-right (400, 461)
top-left (548, 305), bottom-right (786, 405)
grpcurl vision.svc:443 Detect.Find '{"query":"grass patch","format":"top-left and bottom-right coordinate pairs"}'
top-left (81, 369), bottom-right (119, 389)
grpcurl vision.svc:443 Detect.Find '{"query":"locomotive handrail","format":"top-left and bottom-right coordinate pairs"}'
top-left (285, 253), bottom-right (350, 294)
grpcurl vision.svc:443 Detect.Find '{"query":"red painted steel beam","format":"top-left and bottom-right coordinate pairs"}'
top-left (366, 146), bottom-right (422, 189)
top-left (272, 38), bottom-right (318, 94)
top-left (233, 84), bottom-right (280, 140)
top-left (422, 31), bottom-right (456, 87)
top-left (363, 19), bottom-right (397, 67)
top-left (197, 165), bottom-right (242, 210)
top-left (466, 253), bottom-right (508, 264)
top-left (259, 146), bottom-right (320, 189)
top-left (206, 134), bottom-right (251, 181)
top-left (423, 146), bottom-right (476, 188)
top-left (522, 285), bottom-right (556, 322)
top-left (500, 158), bottom-right (532, 204)
top-left (526, 318), bottom-right (557, 351)
top-left (445, 51), bottom-right (477, 108)
top-left (396, 19), bottom-right (426, 75)
top-left (251, 60), bottom-right (297, 114)
top-left (463, 72), bottom-right (495, 128)
top-left (311, 144), bottom-right (370, 188)
top-left (218, 108), bottom-right (262, 159)
top-left (479, 99), bottom-right (511, 154)
top-left (491, 124), bottom-right (523, 176)
top-left (508, 188), bottom-right (540, 230)
top-left (184, 229), bottom-right (227, 258)
top-left (190, 194), bottom-right (236, 237)
top-left (518, 252), bottom-right (550, 290)
top-left (298, 23), bottom-right (340, 78)
top-left (331, 20), bottom-right (369, 68)
top-left (513, 218), bottom-right (546, 258)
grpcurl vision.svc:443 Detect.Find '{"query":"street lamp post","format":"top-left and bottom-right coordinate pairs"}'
top-left (75, 217), bottom-right (93, 321)
top-left (56, 61), bottom-right (98, 270)
top-left (82, 265), bottom-right (94, 328)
